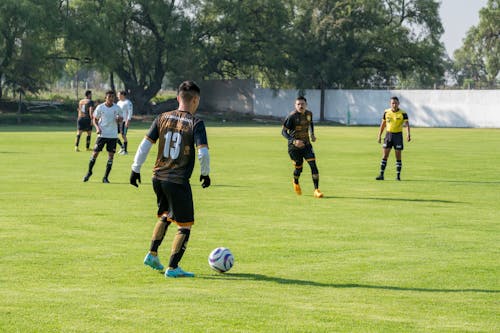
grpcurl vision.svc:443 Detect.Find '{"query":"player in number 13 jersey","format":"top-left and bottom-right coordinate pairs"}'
top-left (130, 81), bottom-right (210, 278)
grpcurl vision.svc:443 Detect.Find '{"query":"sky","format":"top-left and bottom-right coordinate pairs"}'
top-left (439, 0), bottom-right (488, 58)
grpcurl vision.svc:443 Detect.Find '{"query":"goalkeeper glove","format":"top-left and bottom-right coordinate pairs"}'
top-left (130, 171), bottom-right (141, 187)
top-left (199, 175), bottom-right (211, 188)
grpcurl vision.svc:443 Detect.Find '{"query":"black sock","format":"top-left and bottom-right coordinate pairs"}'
top-left (168, 229), bottom-right (191, 269)
top-left (124, 141), bottom-right (128, 152)
top-left (104, 159), bottom-right (113, 178)
top-left (88, 158), bottom-right (96, 173)
top-left (396, 160), bottom-right (402, 176)
top-left (75, 134), bottom-right (81, 147)
top-left (86, 136), bottom-right (91, 149)
top-left (380, 159), bottom-right (387, 175)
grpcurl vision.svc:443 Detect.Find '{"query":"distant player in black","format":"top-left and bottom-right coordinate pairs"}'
top-left (75, 90), bottom-right (95, 152)
top-left (282, 96), bottom-right (323, 198)
top-left (130, 80), bottom-right (211, 278)
top-left (376, 96), bottom-right (411, 181)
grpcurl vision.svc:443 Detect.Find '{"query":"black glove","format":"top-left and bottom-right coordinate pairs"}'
top-left (200, 175), bottom-right (211, 188)
top-left (130, 171), bottom-right (141, 187)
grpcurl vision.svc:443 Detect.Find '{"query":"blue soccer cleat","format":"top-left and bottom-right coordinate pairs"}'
top-left (143, 253), bottom-right (164, 271)
top-left (165, 267), bottom-right (195, 278)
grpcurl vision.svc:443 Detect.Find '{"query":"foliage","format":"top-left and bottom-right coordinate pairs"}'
top-left (65, 0), bottom-right (195, 113)
top-left (0, 0), bottom-right (64, 97)
top-left (452, 0), bottom-right (499, 88)
top-left (287, 0), bottom-right (446, 90)
top-left (192, 0), bottom-right (294, 88)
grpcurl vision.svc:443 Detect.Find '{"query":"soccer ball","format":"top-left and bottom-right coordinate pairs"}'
top-left (208, 247), bottom-right (234, 273)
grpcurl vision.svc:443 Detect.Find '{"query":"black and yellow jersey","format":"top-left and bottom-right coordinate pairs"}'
top-left (383, 109), bottom-right (408, 133)
top-left (283, 110), bottom-right (314, 145)
top-left (145, 110), bottom-right (208, 183)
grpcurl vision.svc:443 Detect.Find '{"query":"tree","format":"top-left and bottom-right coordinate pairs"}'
top-left (452, 0), bottom-right (499, 88)
top-left (0, 0), bottom-right (64, 99)
top-left (65, 0), bottom-right (196, 113)
top-left (288, 0), bottom-right (446, 90)
top-left (192, 0), bottom-right (294, 87)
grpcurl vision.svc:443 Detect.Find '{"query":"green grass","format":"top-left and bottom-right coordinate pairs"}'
top-left (0, 125), bottom-right (498, 332)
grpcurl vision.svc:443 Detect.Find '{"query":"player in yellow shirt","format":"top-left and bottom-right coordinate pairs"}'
top-left (376, 96), bottom-right (411, 181)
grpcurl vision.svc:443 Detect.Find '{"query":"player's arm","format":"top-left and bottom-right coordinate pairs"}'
top-left (377, 114), bottom-right (386, 143)
top-left (281, 126), bottom-right (293, 144)
top-left (130, 137), bottom-right (154, 187)
top-left (404, 117), bottom-right (411, 142)
top-left (126, 103), bottom-right (133, 127)
top-left (93, 112), bottom-right (101, 134)
top-left (194, 121), bottom-right (211, 188)
top-left (310, 116), bottom-right (316, 142)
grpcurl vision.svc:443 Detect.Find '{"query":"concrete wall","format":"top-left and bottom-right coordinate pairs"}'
top-left (254, 88), bottom-right (500, 128)
top-left (199, 79), bottom-right (254, 114)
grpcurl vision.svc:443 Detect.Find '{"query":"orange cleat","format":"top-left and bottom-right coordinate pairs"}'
top-left (293, 182), bottom-right (302, 195)
top-left (313, 189), bottom-right (324, 198)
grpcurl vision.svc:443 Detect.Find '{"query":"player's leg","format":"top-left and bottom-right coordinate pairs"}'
top-left (304, 146), bottom-right (323, 197)
top-left (289, 148), bottom-right (303, 195)
top-left (143, 180), bottom-right (173, 271)
top-left (120, 123), bottom-right (128, 155)
top-left (395, 149), bottom-right (402, 180)
top-left (85, 130), bottom-right (92, 151)
top-left (83, 139), bottom-right (102, 182)
top-left (102, 139), bottom-right (117, 183)
top-left (144, 205), bottom-right (171, 271)
top-left (163, 182), bottom-right (195, 278)
top-left (117, 124), bottom-right (123, 152)
top-left (75, 127), bottom-right (82, 152)
top-left (376, 134), bottom-right (392, 180)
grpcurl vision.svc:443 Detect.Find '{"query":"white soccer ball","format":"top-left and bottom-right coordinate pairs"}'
top-left (208, 247), bottom-right (234, 273)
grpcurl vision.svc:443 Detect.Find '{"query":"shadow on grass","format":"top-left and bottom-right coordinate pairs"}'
top-left (201, 273), bottom-right (498, 293)
top-left (335, 196), bottom-right (464, 204)
top-left (403, 179), bottom-right (500, 185)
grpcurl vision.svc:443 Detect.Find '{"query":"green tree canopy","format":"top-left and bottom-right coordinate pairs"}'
top-left (453, 0), bottom-right (499, 88)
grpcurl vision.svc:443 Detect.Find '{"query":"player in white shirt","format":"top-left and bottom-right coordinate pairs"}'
top-left (83, 90), bottom-right (123, 183)
top-left (117, 90), bottom-right (133, 155)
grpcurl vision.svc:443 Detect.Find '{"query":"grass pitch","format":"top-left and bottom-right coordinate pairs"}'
top-left (0, 125), bottom-right (498, 332)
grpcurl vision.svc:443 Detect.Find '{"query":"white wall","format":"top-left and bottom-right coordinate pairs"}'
top-left (254, 89), bottom-right (500, 128)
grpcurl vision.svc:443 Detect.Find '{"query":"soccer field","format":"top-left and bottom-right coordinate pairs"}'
top-left (0, 125), bottom-right (498, 332)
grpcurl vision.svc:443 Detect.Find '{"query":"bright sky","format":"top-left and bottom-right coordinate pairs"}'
top-left (439, 0), bottom-right (488, 58)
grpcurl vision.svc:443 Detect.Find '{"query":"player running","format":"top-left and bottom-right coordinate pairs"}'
top-left (282, 96), bottom-right (323, 198)
top-left (75, 90), bottom-right (95, 152)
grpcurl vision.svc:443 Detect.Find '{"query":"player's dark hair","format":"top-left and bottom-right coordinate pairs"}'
top-left (85, 90), bottom-right (92, 98)
top-left (391, 96), bottom-right (399, 102)
top-left (119, 90), bottom-right (127, 96)
top-left (177, 81), bottom-right (200, 102)
top-left (297, 96), bottom-right (307, 103)
top-left (105, 90), bottom-right (115, 97)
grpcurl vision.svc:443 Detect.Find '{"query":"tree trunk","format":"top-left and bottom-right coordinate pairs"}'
top-left (17, 90), bottom-right (22, 124)
top-left (319, 82), bottom-right (325, 122)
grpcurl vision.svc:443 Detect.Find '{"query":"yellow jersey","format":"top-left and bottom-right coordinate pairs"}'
top-left (383, 109), bottom-right (408, 133)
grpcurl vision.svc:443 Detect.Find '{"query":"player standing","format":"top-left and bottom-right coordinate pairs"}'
top-left (282, 96), bottom-right (323, 198)
top-left (130, 80), bottom-right (211, 278)
top-left (83, 90), bottom-right (123, 183)
top-left (117, 90), bottom-right (133, 155)
top-left (75, 90), bottom-right (95, 152)
top-left (375, 96), bottom-right (411, 181)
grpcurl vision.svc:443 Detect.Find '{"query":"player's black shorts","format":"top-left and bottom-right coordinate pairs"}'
top-left (93, 137), bottom-right (118, 153)
top-left (153, 179), bottom-right (194, 226)
top-left (288, 144), bottom-right (316, 166)
top-left (77, 117), bottom-right (92, 131)
top-left (383, 132), bottom-right (404, 150)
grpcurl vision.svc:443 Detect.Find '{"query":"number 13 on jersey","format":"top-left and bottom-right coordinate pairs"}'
top-left (163, 131), bottom-right (182, 159)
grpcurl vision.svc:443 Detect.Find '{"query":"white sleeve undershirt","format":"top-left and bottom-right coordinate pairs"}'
top-left (198, 147), bottom-right (210, 176)
top-left (131, 138), bottom-right (153, 173)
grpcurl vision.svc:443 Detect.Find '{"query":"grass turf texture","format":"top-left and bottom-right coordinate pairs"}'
top-left (0, 125), bottom-right (498, 332)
